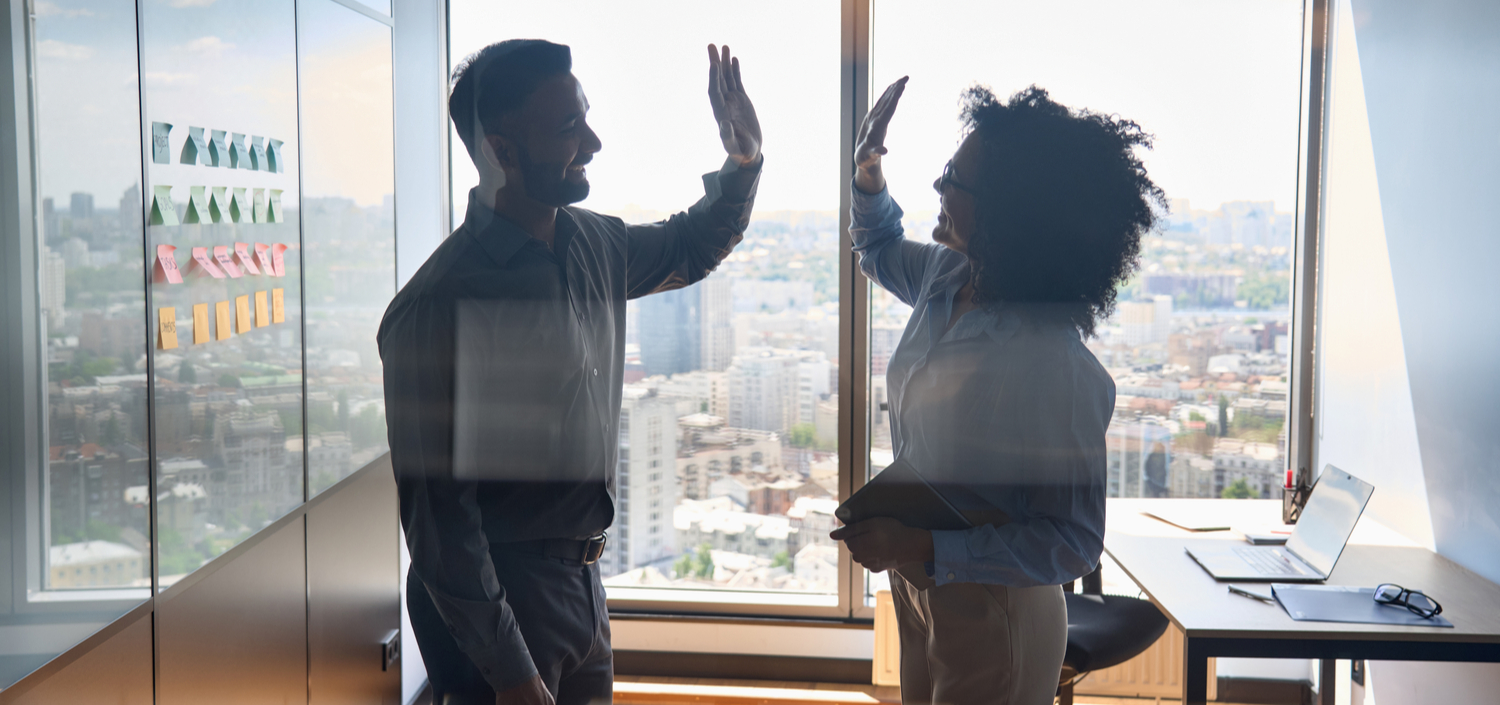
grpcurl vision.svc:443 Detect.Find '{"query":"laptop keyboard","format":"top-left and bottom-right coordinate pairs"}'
top-left (1234, 547), bottom-right (1307, 576)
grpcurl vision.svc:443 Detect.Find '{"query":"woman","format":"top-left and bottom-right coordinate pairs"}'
top-left (830, 78), bottom-right (1163, 704)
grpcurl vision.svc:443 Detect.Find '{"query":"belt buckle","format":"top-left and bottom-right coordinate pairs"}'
top-left (581, 532), bottom-right (607, 565)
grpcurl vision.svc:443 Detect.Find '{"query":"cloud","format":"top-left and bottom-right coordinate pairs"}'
top-left (34, 2), bottom-right (95, 18)
top-left (184, 36), bottom-right (234, 57)
top-left (144, 71), bottom-right (196, 87)
top-left (37, 39), bottom-right (95, 61)
top-left (167, 0), bottom-right (218, 7)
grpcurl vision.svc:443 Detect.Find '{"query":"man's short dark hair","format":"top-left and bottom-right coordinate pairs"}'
top-left (449, 39), bottom-right (572, 161)
top-left (960, 85), bottom-right (1166, 337)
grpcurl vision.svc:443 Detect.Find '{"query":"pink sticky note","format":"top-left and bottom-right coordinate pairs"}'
top-left (213, 245), bottom-right (244, 278)
top-left (271, 243), bottom-right (288, 277)
top-left (234, 242), bottom-right (261, 275)
top-left (191, 246), bottom-right (226, 279)
top-left (155, 244), bottom-right (184, 284)
top-left (255, 242), bottom-right (274, 275)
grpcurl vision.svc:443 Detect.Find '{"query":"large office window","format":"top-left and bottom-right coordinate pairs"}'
top-left (448, 1), bottom-right (843, 602)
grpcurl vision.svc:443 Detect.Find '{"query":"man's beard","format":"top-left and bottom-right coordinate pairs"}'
top-left (518, 146), bottom-right (590, 207)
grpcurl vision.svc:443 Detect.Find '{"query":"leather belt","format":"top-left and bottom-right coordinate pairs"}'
top-left (502, 533), bottom-right (608, 565)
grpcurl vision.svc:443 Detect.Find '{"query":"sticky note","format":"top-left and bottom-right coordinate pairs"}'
top-left (235, 242), bottom-right (261, 275)
top-left (249, 136), bottom-right (266, 171)
top-left (215, 301), bottom-right (232, 340)
top-left (155, 244), bottom-right (183, 284)
top-left (271, 287), bottom-right (284, 323)
top-left (255, 290), bottom-right (269, 327)
top-left (270, 243), bottom-right (288, 277)
top-left (252, 188), bottom-right (267, 223)
top-left (181, 126), bottom-right (208, 165)
top-left (235, 295), bottom-right (251, 333)
top-left (255, 242), bottom-right (273, 274)
top-left (157, 307), bottom-right (178, 349)
top-left (213, 245), bottom-right (243, 278)
top-left (183, 186), bottom-right (211, 224)
top-left (266, 138), bottom-right (284, 173)
top-left (267, 189), bottom-right (284, 223)
top-left (150, 185), bottom-right (179, 226)
top-left (230, 187), bottom-right (249, 223)
top-left (192, 303), bottom-right (210, 344)
top-left (208, 129), bottom-right (227, 167)
top-left (208, 187), bottom-right (229, 223)
top-left (230, 133), bottom-right (249, 170)
top-left (151, 122), bottom-right (173, 164)
top-left (190, 246), bottom-right (225, 279)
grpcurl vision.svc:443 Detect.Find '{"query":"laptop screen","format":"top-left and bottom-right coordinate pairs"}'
top-left (1285, 466), bottom-right (1376, 577)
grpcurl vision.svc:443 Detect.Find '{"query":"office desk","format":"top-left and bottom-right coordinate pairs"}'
top-left (1103, 499), bottom-right (1500, 704)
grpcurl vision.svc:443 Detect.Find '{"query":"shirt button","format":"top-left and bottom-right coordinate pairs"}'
top-left (593, 368), bottom-right (599, 376)
top-left (946, 572), bottom-right (956, 580)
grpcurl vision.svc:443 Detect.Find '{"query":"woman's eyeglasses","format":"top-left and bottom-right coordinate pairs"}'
top-left (935, 160), bottom-right (977, 196)
top-left (1374, 583), bottom-right (1443, 619)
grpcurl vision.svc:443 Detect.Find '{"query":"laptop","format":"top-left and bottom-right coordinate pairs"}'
top-left (1185, 465), bottom-right (1374, 583)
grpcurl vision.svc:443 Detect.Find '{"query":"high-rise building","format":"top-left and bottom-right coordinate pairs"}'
top-left (1120, 295), bottom-right (1173, 346)
top-left (700, 275), bottom-right (734, 371)
top-left (605, 386), bottom-right (679, 576)
top-left (40, 246), bottom-right (65, 331)
top-left (639, 284), bottom-right (700, 378)
top-left (70, 192), bottom-right (94, 220)
top-left (725, 347), bottom-right (828, 434)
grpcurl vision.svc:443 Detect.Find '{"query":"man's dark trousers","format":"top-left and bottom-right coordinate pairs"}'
top-left (407, 545), bottom-right (613, 705)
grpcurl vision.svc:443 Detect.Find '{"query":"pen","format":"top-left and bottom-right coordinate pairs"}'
top-left (1228, 585), bottom-right (1276, 603)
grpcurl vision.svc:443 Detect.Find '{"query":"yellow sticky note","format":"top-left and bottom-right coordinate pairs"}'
top-left (271, 288), bottom-right (284, 323)
top-left (157, 307), bottom-right (178, 350)
top-left (235, 295), bottom-right (252, 333)
top-left (192, 303), bottom-right (210, 344)
top-left (255, 290), bottom-right (269, 327)
top-left (215, 301), bottom-right (232, 340)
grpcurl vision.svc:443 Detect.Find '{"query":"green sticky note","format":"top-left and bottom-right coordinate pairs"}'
top-left (150, 185), bottom-right (179, 226)
top-left (266, 139), bottom-right (284, 174)
top-left (252, 188), bottom-right (267, 223)
top-left (230, 133), bottom-right (248, 169)
top-left (267, 189), bottom-right (284, 223)
top-left (151, 122), bottom-right (173, 165)
top-left (209, 186), bottom-right (229, 223)
top-left (250, 136), bottom-right (266, 171)
top-left (181, 126), bottom-right (208, 165)
top-left (208, 129), bottom-right (227, 167)
top-left (183, 186), bottom-right (211, 224)
top-left (229, 187), bottom-right (248, 223)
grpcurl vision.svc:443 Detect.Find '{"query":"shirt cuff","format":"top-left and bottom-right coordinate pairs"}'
top-left (849, 180), bottom-right (894, 213)
top-left (713, 154), bottom-right (763, 200)
top-left (468, 628), bottom-right (539, 693)
top-left (930, 529), bottom-right (971, 586)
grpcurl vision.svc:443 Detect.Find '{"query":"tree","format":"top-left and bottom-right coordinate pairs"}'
top-left (772, 550), bottom-right (790, 570)
top-left (218, 373), bottom-right (239, 388)
top-left (789, 423), bottom-right (816, 448)
top-left (1222, 478), bottom-right (1257, 499)
top-left (102, 413), bottom-right (121, 444)
top-left (1217, 396), bottom-right (1230, 438)
top-left (694, 543), bottom-right (714, 579)
top-left (178, 359), bottom-right (197, 384)
top-left (337, 389), bottom-right (350, 433)
top-left (673, 553), bottom-right (695, 580)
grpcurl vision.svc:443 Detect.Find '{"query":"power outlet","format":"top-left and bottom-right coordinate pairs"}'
top-left (381, 629), bottom-right (401, 672)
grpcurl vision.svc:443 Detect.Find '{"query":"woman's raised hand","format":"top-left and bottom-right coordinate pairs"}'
top-left (854, 76), bottom-right (908, 194)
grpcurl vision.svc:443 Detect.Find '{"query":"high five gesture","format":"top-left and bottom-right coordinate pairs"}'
top-left (707, 44), bottom-right (763, 167)
top-left (854, 76), bottom-right (908, 194)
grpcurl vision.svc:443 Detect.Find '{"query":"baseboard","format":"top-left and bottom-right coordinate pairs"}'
top-left (1216, 676), bottom-right (1314, 705)
top-left (613, 651), bottom-right (873, 684)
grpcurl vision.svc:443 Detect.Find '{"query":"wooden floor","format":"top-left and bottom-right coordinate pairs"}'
top-left (612, 677), bottom-right (1268, 705)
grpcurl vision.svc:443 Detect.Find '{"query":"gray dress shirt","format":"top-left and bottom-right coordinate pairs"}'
top-left (851, 183), bottom-right (1113, 589)
top-left (378, 157), bottom-right (760, 691)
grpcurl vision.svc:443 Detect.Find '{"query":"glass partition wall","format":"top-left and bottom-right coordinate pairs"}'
top-left (448, 0), bottom-right (1316, 616)
top-left (1, 0), bottom-right (395, 687)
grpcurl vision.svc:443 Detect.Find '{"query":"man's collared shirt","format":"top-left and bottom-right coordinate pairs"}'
top-left (378, 157), bottom-right (760, 691)
top-left (850, 183), bottom-right (1113, 589)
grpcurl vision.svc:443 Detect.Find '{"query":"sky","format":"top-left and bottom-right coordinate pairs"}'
top-left (450, 0), bottom-right (1307, 218)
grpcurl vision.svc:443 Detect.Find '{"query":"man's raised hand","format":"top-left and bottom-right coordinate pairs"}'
top-left (707, 44), bottom-right (762, 167)
top-left (854, 76), bottom-right (908, 194)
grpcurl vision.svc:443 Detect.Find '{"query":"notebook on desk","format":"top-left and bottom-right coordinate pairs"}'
top-left (836, 458), bottom-right (972, 531)
top-left (1185, 466), bottom-right (1375, 583)
top-left (1272, 584), bottom-right (1454, 627)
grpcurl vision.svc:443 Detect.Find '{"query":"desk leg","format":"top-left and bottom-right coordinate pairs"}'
top-left (1182, 637), bottom-right (1212, 705)
top-left (1319, 659), bottom-right (1337, 705)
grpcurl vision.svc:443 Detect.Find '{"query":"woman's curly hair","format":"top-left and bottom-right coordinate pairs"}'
top-left (960, 85), bottom-right (1165, 337)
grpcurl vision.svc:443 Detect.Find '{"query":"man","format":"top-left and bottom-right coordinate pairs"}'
top-left (378, 40), bottom-right (762, 705)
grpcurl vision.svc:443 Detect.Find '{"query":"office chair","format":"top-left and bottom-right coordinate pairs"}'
top-left (1056, 566), bottom-right (1170, 705)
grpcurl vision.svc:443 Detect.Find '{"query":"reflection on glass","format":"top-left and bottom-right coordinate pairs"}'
top-left (867, 0), bottom-right (1303, 596)
top-left (140, 0), bottom-right (303, 587)
top-left (448, 0), bottom-right (840, 594)
top-left (299, 0), bottom-right (395, 496)
top-left (4, 0), bottom-right (150, 689)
